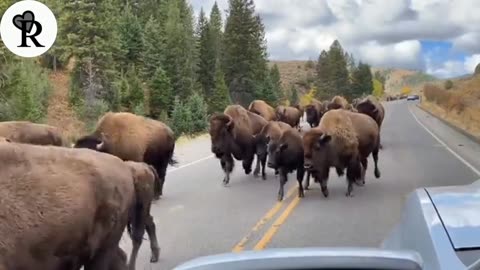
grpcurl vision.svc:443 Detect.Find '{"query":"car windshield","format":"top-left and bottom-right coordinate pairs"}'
top-left (1, 1), bottom-right (480, 270)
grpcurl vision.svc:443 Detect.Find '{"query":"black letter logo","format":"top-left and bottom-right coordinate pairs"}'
top-left (13, 11), bottom-right (44, 48)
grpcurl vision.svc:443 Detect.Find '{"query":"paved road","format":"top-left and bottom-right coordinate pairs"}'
top-left (121, 100), bottom-right (480, 270)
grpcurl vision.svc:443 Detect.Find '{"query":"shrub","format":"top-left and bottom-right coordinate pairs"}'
top-left (305, 60), bottom-right (315, 69)
top-left (187, 92), bottom-right (208, 134)
top-left (170, 97), bottom-right (192, 137)
top-left (0, 59), bottom-right (51, 122)
top-left (444, 80), bottom-right (453, 90)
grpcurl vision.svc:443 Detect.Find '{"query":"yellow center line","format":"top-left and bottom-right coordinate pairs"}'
top-left (231, 185), bottom-right (297, 252)
top-left (253, 194), bottom-right (301, 250)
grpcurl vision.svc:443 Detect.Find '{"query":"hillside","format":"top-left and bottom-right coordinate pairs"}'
top-left (269, 60), bottom-right (439, 96)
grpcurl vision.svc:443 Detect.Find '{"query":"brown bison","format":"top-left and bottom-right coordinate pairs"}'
top-left (355, 95), bottom-right (385, 130)
top-left (305, 99), bottom-right (326, 128)
top-left (292, 104), bottom-right (304, 121)
top-left (303, 109), bottom-right (380, 197)
top-left (267, 127), bottom-right (306, 201)
top-left (248, 100), bottom-right (276, 121)
top-left (0, 142), bottom-right (140, 270)
top-left (124, 161), bottom-right (161, 269)
top-left (326, 95), bottom-right (349, 111)
top-left (73, 112), bottom-right (176, 199)
top-left (275, 106), bottom-right (302, 129)
top-left (254, 121), bottom-right (291, 176)
top-left (0, 121), bottom-right (64, 146)
top-left (209, 105), bottom-right (267, 185)
top-left (355, 95), bottom-right (385, 148)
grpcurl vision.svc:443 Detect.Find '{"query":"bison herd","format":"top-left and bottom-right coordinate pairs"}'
top-left (0, 113), bottom-right (174, 270)
top-left (210, 95), bottom-right (385, 200)
top-left (0, 94), bottom-right (385, 270)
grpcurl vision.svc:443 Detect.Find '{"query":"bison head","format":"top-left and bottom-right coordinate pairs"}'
top-left (254, 134), bottom-right (270, 162)
top-left (305, 105), bottom-right (319, 126)
top-left (267, 140), bottom-right (288, 169)
top-left (303, 130), bottom-right (332, 181)
top-left (73, 133), bottom-right (110, 154)
top-left (209, 113), bottom-right (234, 158)
top-left (356, 99), bottom-right (378, 118)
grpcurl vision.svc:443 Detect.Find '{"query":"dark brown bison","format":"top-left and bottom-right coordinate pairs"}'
top-left (0, 142), bottom-right (139, 270)
top-left (73, 112), bottom-right (176, 199)
top-left (326, 95), bottom-right (349, 111)
top-left (355, 95), bottom-right (385, 148)
top-left (305, 99), bottom-right (326, 128)
top-left (0, 121), bottom-right (64, 146)
top-left (209, 105), bottom-right (268, 185)
top-left (254, 121), bottom-right (291, 176)
top-left (124, 161), bottom-right (161, 270)
top-left (248, 100), bottom-right (276, 121)
top-left (267, 127), bottom-right (306, 201)
top-left (303, 109), bottom-right (380, 197)
top-left (355, 95), bottom-right (385, 130)
top-left (275, 106), bottom-right (302, 129)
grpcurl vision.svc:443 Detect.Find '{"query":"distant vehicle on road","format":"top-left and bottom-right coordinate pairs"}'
top-left (407, 95), bottom-right (420, 101)
top-left (173, 180), bottom-right (480, 270)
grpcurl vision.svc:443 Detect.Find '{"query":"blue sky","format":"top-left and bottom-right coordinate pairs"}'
top-left (190, 0), bottom-right (480, 78)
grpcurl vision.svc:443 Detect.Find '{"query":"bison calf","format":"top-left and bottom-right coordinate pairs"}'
top-left (267, 127), bottom-right (305, 201)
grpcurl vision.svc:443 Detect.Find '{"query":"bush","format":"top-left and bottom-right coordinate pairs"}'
top-left (305, 60), bottom-right (315, 69)
top-left (444, 80), bottom-right (453, 90)
top-left (170, 97), bottom-right (192, 137)
top-left (187, 92), bottom-right (208, 134)
top-left (0, 59), bottom-right (51, 122)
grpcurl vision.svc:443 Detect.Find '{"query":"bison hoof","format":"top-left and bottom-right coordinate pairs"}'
top-left (345, 192), bottom-right (354, 197)
top-left (305, 186), bottom-right (310, 190)
top-left (322, 190), bottom-right (329, 198)
top-left (277, 195), bottom-right (284, 201)
top-left (298, 191), bottom-right (305, 198)
top-left (150, 248), bottom-right (160, 263)
top-left (262, 174), bottom-right (267, 180)
top-left (374, 169), bottom-right (381, 178)
top-left (153, 194), bottom-right (161, 201)
top-left (245, 168), bottom-right (252, 175)
top-left (354, 180), bottom-right (365, 186)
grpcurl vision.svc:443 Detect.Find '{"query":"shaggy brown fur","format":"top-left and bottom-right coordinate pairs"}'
top-left (0, 121), bottom-right (64, 146)
top-left (210, 105), bottom-right (265, 184)
top-left (267, 127), bottom-right (305, 201)
top-left (275, 106), bottom-right (302, 128)
top-left (74, 112), bottom-right (176, 199)
top-left (248, 100), bottom-right (276, 121)
top-left (303, 109), bottom-right (362, 197)
top-left (326, 96), bottom-right (349, 111)
top-left (124, 161), bottom-right (160, 270)
top-left (305, 99), bottom-right (326, 128)
top-left (0, 143), bottom-right (136, 270)
top-left (355, 95), bottom-right (385, 129)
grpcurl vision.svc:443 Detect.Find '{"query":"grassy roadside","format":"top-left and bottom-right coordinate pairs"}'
top-left (419, 101), bottom-right (480, 140)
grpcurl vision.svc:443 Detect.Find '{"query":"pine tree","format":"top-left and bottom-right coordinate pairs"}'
top-left (209, 65), bottom-right (231, 114)
top-left (223, 0), bottom-right (269, 107)
top-left (290, 85), bottom-right (299, 105)
top-left (327, 40), bottom-right (350, 97)
top-left (149, 67), bottom-right (173, 118)
top-left (163, 0), bottom-right (197, 100)
top-left (141, 16), bottom-right (164, 79)
top-left (118, 3), bottom-right (144, 68)
top-left (351, 62), bottom-right (373, 99)
top-left (315, 50), bottom-right (330, 99)
top-left (187, 92), bottom-right (208, 133)
top-left (209, 2), bottom-right (223, 61)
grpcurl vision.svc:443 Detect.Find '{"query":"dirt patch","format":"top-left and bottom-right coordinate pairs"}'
top-left (46, 71), bottom-right (86, 143)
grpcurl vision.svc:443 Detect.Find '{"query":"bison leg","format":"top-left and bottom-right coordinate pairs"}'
top-left (242, 154), bottom-right (254, 175)
top-left (355, 158), bottom-right (367, 186)
top-left (320, 179), bottom-right (329, 198)
top-left (373, 144), bottom-right (381, 178)
top-left (261, 156), bottom-right (267, 180)
top-left (145, 215), bottom-right (160, 263)
top-left (296, 167), bottom-right (305, 198)
top-left (346, 158), bottom-right (361, 197)
top-left (277, 169), bottom-right (288, 201)
top-left (221, 154), bottom-right (234, 185)
top-left (304, 171), bottom-right (310, 190)
top-left (253, 155), bottom-right (261, 177)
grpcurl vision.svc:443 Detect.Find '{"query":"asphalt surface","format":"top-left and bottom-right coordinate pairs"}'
top-left (120, 100), bottom-right (480, 270)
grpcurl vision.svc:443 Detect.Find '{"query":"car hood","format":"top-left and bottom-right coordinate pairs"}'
top-left (425, 180), bottom-right (480, 250)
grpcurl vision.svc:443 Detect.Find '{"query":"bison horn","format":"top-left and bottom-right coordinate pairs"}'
top-left (96, 141), bottom-right (105, 150)
top-left (226, 116), bottom-right (233, 127)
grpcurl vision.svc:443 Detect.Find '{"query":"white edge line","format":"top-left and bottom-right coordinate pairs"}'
top-left (408, 106), bottom-right (480, 177)
top-left (167, 154), bottom-right (214, 173)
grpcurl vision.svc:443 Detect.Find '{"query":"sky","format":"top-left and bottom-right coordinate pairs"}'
top-left (190, 0), bottom-right (480, 79)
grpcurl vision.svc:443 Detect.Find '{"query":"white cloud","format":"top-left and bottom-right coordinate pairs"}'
top-left (425, 54), bottom-right (480, 78)
top-left (464, 55), bottom-right (480, 73)
top-left (190, 0), bottom-right (480, 76)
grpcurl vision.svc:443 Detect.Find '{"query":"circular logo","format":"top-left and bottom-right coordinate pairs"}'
top-left (0, 0), bottom-right (57, 58)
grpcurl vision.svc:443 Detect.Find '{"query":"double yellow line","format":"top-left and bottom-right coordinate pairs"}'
top-left (232, 184), bottom-right (301, 252)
